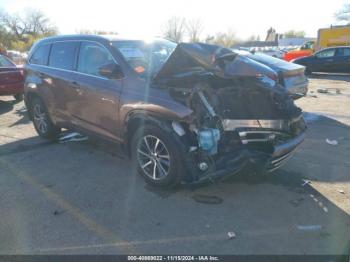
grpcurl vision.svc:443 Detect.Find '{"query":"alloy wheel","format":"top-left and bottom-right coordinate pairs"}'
top-left (33, 103), bottom-right (48, 134)
top-left (136, 135), bottom-right (171, 180)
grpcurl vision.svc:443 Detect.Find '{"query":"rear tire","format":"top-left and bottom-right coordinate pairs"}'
top-left (31, 97), bottom-right (61, 140)
top-left (131, 124), bottom-right (185, 188)
top-left (14, 92), bottom-right (24, 102)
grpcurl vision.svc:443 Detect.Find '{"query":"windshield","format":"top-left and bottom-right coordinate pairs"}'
top-left (112, 39), bottom-right (177, 78)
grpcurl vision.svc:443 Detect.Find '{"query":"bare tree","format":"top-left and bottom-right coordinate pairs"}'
top-left (0, 9), bottom-right (57, 40)
top-left (187, 18), bottom-right (204, 42)
top-left (162, 16), bottom-right (186, 43)
top-left (0, 9), bottom-right (57, 51)
top-left (0, 11), bottom-right (26, 40)
top-left (335, 3), bottom-right (350, 23)
top-left (76, 29), bottom-right (118, 35)
top-left (25, 9), bottom-right (57, 36)
top-left (204, 35), bottom-right (215, 44)
top-left (283, 30), bottom-right (306, 38)
top-left (212, 29), bottom-right (238, 48)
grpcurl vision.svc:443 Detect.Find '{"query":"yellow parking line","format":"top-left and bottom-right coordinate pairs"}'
top-left (0, 159), bottom-right (138, 254)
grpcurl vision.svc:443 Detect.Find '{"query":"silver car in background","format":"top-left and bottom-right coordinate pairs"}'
top-left (234, 50), bottom-right (308, 99)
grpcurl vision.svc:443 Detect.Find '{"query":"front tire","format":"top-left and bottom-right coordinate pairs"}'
top-left (131, 124), bottom-right (185, 188)
top-left (31, 97), bottom-right (61, 140)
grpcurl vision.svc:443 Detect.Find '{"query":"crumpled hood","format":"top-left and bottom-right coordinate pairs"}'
top-left (153, 43), bottom-right (276, 81)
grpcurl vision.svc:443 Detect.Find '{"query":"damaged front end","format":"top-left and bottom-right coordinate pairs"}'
top-left (153, 43), bottom-right (307, 183)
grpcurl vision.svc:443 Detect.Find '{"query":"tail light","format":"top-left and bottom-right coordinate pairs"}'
top-left (256, 72), bottom-right (278, 87)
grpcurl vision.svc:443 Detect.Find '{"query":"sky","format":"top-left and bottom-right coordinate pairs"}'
top-left (0, 0), bottom-right (348, 40)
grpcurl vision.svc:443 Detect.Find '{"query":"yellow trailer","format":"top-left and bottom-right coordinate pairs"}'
top-left (316, 25), bottom-right (350, 50)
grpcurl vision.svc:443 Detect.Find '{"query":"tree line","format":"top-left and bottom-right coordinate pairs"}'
top-left (0, 9), bottom-right (57, 52)
top-left (1, 3), bottom-right (349, 53)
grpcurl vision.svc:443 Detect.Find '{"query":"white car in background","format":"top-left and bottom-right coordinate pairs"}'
top-left (251, 47), bottom-right (285, 59)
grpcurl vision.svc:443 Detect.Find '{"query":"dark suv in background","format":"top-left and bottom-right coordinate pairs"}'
top-left (24, 35), bottom-right (306, 188)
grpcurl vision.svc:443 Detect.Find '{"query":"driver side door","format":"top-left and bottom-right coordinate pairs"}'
top-left (71, 41), bottom-right (123, 141)
top-left (314, 48), bottom-right (336, 72)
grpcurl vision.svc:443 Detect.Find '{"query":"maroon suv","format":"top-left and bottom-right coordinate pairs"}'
top-left (24, 35), bottom-right (306, 188)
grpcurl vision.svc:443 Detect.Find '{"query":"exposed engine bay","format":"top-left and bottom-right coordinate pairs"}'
top-left (154, 43), bottom-right (307, 183)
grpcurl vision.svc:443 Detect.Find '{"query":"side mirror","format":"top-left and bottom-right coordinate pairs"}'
top-left (99, 63), bottom-right (124, 79)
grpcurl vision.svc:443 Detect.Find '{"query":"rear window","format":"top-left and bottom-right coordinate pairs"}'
top-left (247, 52), bottom-right (281, 65)
top-left (29, 44), bottom-right (51, 65)
top-left (49, 42), bottom-right (79, 70)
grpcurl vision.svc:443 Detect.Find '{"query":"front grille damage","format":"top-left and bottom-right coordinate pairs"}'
top-left (170, 83), bottom-right (307, 183)
top-left (171, 85), bottom-right (307, 184)
top-left (153, 43), bottom-right (307, 183)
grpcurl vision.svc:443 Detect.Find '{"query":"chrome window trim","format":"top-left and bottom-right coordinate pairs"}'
top-left (28, 63), bottom-right (115, 81)
top-left (28, 39), bottom-right (124, 81)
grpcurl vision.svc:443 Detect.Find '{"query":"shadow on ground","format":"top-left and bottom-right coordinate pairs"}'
top-left (0, 100), bottom-right (14, 115)
top-left (9, 106), bottom-right (30, 127)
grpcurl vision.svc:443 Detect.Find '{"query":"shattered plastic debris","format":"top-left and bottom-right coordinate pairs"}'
top-left (317, 88), bottom-right (328, 94)
top-left (301, 179), bottom-right (311, 186)
top-left (297, 225), bottom-right (322, 231)
top-left (59, 132), bottom-right (88, 143)
top-left (53, 210), bottom-right (64, 216)
top-left (192, 194), bottom-right (223, 205)
top-left (326, 139), bottom-right (338, 146)
top-left (227, 231), bottom-right (236, 239)
top-left (317, 88), bottom-right (341, 95)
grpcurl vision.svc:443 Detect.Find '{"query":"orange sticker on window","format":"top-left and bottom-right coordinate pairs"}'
top-left (134, 66), bottom-right (145, 73)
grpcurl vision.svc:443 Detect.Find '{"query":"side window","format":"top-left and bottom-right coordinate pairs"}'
top-left (49, 42), bottom-right (79, 70)
top-left (344, 48), bottom-right (350, 56)
top-left (337, 48), bottom-right (350, 57)
top-left (30, 44), bottom-right (51, 65)
top-left (316, 49), bottom-right (335, 58)
top-left (77, 42), bottom-right (115, 77)
top-left (301, 41), bottom-right (314, 50)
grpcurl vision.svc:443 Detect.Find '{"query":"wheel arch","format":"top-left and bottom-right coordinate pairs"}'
top-left (124, 110), bottom-right (190, 156)
top-left (25, 91), bottom-right (44, 121)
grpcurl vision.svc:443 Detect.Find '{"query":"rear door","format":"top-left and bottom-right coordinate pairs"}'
top-left (72, 41), bottom-right (122, 141)
top-left (46, 41), bottom-right (80, 122)
top-left (314, 48), bottom-right (336, 72)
